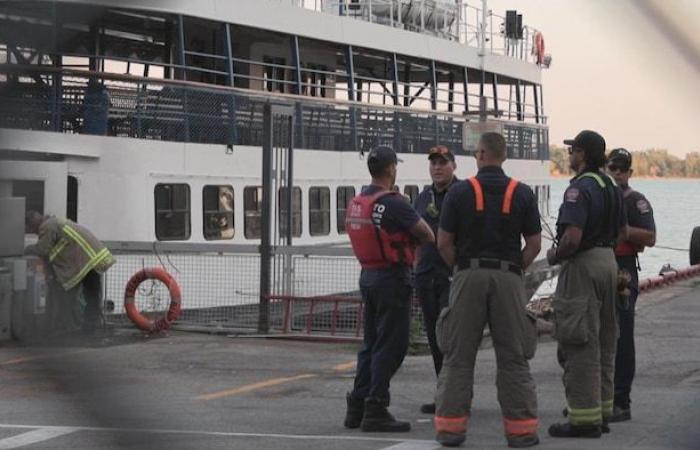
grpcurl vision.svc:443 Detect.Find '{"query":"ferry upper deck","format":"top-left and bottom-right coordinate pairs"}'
top-left (0, 0), bottom-right (549, 158)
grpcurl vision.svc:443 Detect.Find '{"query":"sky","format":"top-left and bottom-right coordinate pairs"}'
top-left (488, 0), bottom-right (700, 157)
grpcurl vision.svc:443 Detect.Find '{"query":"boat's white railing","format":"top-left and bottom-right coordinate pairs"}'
top-left (274, 0), bottom-right (541, 63)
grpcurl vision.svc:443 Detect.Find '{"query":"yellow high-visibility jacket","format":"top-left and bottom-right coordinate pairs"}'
top-left (25, 216), bottom-right (115, 290)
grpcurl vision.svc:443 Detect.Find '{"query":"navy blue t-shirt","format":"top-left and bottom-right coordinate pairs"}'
top-left (556, 172), bottom-right (626, 250)
top-left (413, 178), bottom-right (458, 277)
top-left (617, 185), bottom-right (655, 271)
top-left (359, 185), bottom-right (420, 287)
top-left (440, 166), bottom-right (541, 267)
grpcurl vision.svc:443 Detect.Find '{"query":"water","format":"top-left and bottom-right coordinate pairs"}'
top-left (546, 178), bottom-right (700, 279)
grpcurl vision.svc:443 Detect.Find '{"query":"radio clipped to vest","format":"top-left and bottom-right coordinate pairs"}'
top-left (345, 191), bottom-right (415, 269)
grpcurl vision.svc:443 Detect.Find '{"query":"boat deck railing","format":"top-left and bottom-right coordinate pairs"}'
top-left (0, 64), bottom-right (548, 160)
top-left (275, 0), bottom-right (542, 63)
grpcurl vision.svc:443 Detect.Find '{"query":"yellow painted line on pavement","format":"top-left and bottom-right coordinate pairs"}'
top-left (0, 349), bottom-right (93, 366)
top-left (195, 374), bottom-right (318, 401)
top-left (331, 361), bottom-right (356, 372)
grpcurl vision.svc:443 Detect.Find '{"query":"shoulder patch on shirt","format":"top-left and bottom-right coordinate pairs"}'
top-left (636, 199), bottom-right (651, 214)
top-left (565, 187), bottom-right (580, 203)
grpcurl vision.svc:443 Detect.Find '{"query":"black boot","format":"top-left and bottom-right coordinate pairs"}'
top-left (420, 402), bottom-right (436, 414)
top-left (343, 393), bottom-right (364, 429)
top-left (360, 397), bottom-right (411, 432)
top-left (507, 434), bottom-right (540, 448)
top-left (436, 431), bottom-right (465, 447)
top-left (608, 406), bottom-right (631, 423)
top-left (548, 422), bottom-right (601, 438)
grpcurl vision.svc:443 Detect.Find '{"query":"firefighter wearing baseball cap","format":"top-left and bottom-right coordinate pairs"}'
top-left (606, 148), bottom-right (656, 423)
top-left (412, 145), bottom-right (459, 414)
top-left (547, 130), bottom-right (627, 438)
top-left (343, 145), bottom-right (435, 433)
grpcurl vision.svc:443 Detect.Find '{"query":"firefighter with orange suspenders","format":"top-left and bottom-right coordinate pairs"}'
top-left (434, 132), bottom-right (542, 448)
top-left (343, 145), bottom-right (435, 433)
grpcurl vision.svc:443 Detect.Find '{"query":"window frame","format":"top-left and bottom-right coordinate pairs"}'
top-left (336, 186), bottom-right (356, 234)
top-left (203, 185), bottom-right (234, 241)
top-left (154, 183), bottom-right (191, 241)
top-left (278, 186), bottom-right (303, 238)
top-left (308, 186), bottom-right (330, 236)
top-left (244, 186), bottom-right (263, 239)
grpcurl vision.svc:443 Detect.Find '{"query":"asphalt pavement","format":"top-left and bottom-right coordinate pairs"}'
top-left (0, 279), bottom-right (699, 449)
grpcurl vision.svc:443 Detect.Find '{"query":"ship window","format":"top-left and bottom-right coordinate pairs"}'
top-left (404, 185), bottom-right (419, 204)
top-left (308, 187), bottom-right (330, 236)
top-left (244, 186), bottom-right (263, 239)
top-left (154, 184), bottom-right (191, 241)
top-left (203, 185), bottom-right (234, 240)
top-left (336, 186), bottom-right (355, 234)
top-left (279, 186), bottom-right (302, 238)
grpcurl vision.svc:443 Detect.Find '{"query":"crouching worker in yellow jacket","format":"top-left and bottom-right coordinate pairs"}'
top-left (25, 211), bottom-right (115, 334)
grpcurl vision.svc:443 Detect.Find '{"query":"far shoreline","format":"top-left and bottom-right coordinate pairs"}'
top-left (549, 173), bottom-right (700, 181)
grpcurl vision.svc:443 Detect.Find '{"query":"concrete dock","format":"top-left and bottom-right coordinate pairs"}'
top-left (1, 279), bottom-right (699, 449)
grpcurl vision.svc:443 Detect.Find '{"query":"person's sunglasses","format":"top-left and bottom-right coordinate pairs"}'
top-left (567, 146), bottom-right (580, 155)
top-left (607, 164), bottom-right (629, 173)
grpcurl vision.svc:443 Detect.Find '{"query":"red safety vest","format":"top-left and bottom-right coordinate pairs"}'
top-left (345, 191), bottom-right (415, 269)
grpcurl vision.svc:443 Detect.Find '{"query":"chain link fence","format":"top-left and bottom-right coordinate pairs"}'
top-left (103, 242), bottom-right (425, 341)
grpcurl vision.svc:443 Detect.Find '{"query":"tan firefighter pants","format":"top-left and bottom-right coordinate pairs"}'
top-left (434, 267), bottom-right (538, 439)
top-left (553, 247), bottom-right (618, 425)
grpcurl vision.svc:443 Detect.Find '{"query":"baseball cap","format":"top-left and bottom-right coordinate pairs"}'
top-left (607, 148), bottom-right (632, 170)
top-left (428, 145), bottom-right (455, 162)
top-left (367, 145), bottom-right (401, 172)
top-left (563, 130), bottom-right (606, 157)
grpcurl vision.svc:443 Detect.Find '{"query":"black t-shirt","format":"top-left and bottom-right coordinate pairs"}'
top-left (556, 172), bottom-right (626, 250)
top-left (413, 178), bottom-right (458, 277)
top-left (440, 166), bottom-right (541, 267)
top-left (359, 185), bottom-right (420, 287)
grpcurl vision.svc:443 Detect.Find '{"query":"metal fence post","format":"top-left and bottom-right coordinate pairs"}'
top-left (259, 103), bottom-right (274, 333)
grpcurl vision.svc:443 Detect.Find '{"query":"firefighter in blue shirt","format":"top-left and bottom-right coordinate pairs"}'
top-left (343, 145), bottom-right (435, 433)
top-left (606, 148), bottom-right (656, 423)
top-left (547, 130), bottom-right (627, 438)
top-left (412, 145), bottom-right (458, 415)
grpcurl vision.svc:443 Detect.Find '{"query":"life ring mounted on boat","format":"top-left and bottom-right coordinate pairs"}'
top-left (533, 31), bottom-right (545, 65)
top-left (124, 267), bottom-right (182, 332)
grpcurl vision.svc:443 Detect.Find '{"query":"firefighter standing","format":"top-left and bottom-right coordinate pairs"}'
top-left (434, 132), bottom-right (542, 448)
top-left (413, 145), bottom-right (458, 415)
top-left (343, 146), bottom-right (435, 432)
top-left (24, 211), bottom-right (116, 334)
top-left (547, 130), bottom-right (626, 438)
top-left (606, 148), bottom-right (656, 423)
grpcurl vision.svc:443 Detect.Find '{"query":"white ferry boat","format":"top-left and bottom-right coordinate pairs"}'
top-left (0, 0), bottom-right (551, 325)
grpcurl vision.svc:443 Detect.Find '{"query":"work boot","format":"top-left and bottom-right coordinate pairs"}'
top-left (608, 406), bottom-right (631, 423)
top-left (548, 422), bottom-right (602, 438)
top-left (343, 393), bottom-right (364, 429)
top-left (436, 431), bottom-right (465, 447)
top-left (360, 397), bottom-right (411, 432)
top-left (420, 402), bottom-right (436, 414)
top-left (507, 434), bottom-right (540, 448)
top-left (601, 419), bottom-right (610, 434)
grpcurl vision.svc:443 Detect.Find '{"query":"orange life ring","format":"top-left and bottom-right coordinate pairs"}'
top-left (124, 267), bottom-right (181, 332)
top-left (533, 32), bottom-right (545, 65)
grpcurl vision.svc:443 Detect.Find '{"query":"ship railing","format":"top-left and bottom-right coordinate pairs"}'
top-left (0, 64), bottom-right (548, 160)
top-left (273, 0), bottom-right (541, 64)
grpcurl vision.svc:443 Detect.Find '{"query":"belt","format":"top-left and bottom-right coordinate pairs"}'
top-left (458, 258), bottom-right (522, 276)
